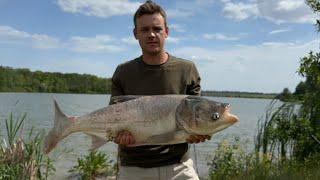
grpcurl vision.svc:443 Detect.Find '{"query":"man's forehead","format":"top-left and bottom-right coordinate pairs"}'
top-left (136, 13), bottom-right (165, 27)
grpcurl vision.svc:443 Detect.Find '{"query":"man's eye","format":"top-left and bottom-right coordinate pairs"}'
top-left (154, 27), bottom-right (162, 32)
top-left (141, 28), bottom-right (149, 32)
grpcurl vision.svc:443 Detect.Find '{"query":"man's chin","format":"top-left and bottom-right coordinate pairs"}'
top-left (144, 49), bottom-right (161, 55)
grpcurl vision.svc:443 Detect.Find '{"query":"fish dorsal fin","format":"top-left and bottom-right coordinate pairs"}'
top-left (110, 95), bottom-right (143, 104)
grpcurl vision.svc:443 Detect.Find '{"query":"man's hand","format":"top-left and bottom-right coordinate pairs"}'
top-left (114, 130), bottom-right (136, 145)
top-left (186, 135), bottom-right (211, 144)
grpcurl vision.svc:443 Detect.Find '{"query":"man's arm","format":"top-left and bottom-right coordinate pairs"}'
top-left (186, 62), bottom-right (201, 96)
top-left (109, 66), bottom-right (124, 105)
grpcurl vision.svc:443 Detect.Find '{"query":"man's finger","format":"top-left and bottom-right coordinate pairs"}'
top-left (187, 135), bottom-right (196, 143)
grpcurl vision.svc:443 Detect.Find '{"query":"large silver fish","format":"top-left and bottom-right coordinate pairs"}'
top-left (44, 95), bottom-right (238, 154)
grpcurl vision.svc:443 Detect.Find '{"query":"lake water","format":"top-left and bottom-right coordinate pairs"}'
top-left (0, 93), bottom-right (274, 179)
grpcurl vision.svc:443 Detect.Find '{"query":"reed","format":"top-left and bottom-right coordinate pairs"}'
top-left (0, 113), bottom-right (55, 180)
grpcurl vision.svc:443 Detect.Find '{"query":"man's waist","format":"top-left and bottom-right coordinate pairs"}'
top-left (119, 143), bottom-right (189, 168)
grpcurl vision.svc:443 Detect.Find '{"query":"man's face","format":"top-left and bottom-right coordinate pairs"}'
top-left (134, 13), bottom-right (168, 55)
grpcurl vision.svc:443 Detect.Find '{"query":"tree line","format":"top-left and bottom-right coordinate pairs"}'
top-left (202, 90), bottom-right (277, 99)
top-left (0, 66), bottom-right (112, 94)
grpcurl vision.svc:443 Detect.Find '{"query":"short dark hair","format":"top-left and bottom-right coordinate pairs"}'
top-left (133, 0), bottom-right (167, 28)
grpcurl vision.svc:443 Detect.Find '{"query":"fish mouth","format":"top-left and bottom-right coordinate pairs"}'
top-left (226, 113), bottom-right (239, 124)
top-left (223, 105), bottom-right (239, 124)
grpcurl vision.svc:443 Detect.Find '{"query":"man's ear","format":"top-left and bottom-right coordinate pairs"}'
top-left (133, 28), bottom-right (138, 39)
top-left (165, 26), bottom-right (169, 38)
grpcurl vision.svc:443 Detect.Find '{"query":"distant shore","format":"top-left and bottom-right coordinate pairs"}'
top-left (0, 91), bottom-right (278, 100)
top-left (201, 91), bottom-right (277, 99)
top-left (1, 66), bottom-right (278, 99)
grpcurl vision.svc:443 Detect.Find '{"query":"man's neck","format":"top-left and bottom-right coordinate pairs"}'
top-left (142, 51), bottom-right (168, 65)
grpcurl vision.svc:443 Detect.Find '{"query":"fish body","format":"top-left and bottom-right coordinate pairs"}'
top-left (44, 95), bottom-right (238, 154)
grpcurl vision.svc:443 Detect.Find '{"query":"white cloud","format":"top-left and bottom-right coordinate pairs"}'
top-left (222, 2), bottom-right (258, 21)
top-left (0, 26), bottom-right (30, 39)
top-left (194, 0), bottom-right (215, 5)
top-left (167, 9), bottom-right (194, 18)
top-left (173, 39), bottom-right (319, 92)
top-left (167, 36), bottom-right (181, 43)
top-left (203, 33), bottom-right (240, 41)
top-left (169, 24), bottom-right (186, 32)
top-left (0, 26), bottom-right (61, 49)
top-left (35, 58), bottom-right (113, 77)
top-left (31, 34), bottom-right (62, 49)
top-left (221, 0), bottom-right (317, 24)
top-left (121, 36), bottom-right (138, 45)
top-left (69, 35), bottom-right (124, 52)
top-left (269, 28), bottom-right (291, 34)
top-left (0, 26), bottom-right (124, 52)
top-left (56, 0), bottom-right (141, 18)
top-left (166, 0), bottom-right (215, 19)
top-left (276, 0), bottom-right (305, 11)
top-left (257, 0), bottom-right (316, 24)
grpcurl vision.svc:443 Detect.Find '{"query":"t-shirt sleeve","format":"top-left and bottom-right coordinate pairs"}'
top-left (109, 65), bottom-right (124, 105)
top-left (187, 62), bottom-right (201, 96)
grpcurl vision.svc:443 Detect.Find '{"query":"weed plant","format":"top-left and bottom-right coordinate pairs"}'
top-left (69, 151), bottom-right (115, 180)
top-left (0, 113), bottom-right (55, 180)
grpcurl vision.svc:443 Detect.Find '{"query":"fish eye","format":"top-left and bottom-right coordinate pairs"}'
top-left (211, 112), bottom-right (220, 121)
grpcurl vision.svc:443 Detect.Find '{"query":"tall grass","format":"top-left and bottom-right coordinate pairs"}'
top-left (208, 101), bottom-right (320, 180)
top-left (208, 137), bottom-right (320, 180)
top-left (0, 113), bottom-right (55, 179)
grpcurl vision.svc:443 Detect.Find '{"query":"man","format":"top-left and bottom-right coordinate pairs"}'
top-left (110, 1), bottom-right (210, 179)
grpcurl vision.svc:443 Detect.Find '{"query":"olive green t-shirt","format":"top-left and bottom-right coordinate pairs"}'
top-left (110, 54), bottom-right (201, 167)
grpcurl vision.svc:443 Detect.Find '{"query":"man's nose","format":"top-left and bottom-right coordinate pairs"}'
top-left (148, 31), bottom-right (156, 37)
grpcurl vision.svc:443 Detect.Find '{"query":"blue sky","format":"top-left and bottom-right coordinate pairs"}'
top-left (0, 0), bottom-right (319, 93)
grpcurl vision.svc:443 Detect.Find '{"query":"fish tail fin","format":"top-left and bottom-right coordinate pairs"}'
top-left (44, 99), bottom-right (72, 154)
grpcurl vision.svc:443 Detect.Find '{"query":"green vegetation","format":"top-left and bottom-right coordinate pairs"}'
top-left (0, 66), bottom-right (111, 94)
top-left (0, 113), bottom-right (55, 179)
top-left (208, 137), bottom-right (320, 180)
top-left (202, 91), bottom-right (277, 99)
top-left (69, 151), bottom-right (115, 180)
top-left (277, 0), bottom-right (320, 103)
top-left (208, 1), bottom-right (320, 179)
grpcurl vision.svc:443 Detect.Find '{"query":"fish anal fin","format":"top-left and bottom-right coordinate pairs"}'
top-left (89, 134), bottom-right (108, 151)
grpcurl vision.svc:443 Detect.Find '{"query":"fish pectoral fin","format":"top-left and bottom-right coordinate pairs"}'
top-left (147, 130), bottom-right (188, 144)
top-left (88, 134), bottom-right (108, 151)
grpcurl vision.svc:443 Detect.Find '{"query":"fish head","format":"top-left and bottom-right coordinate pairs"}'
top-left (176, 96), bottom-right (238, 135)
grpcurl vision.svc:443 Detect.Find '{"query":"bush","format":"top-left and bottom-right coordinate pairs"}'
top-left (69, 151), bottom-right (115, 180)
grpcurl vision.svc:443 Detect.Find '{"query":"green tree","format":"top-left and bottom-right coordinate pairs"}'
top-left (277, 88), bottom-right (293, 101)
top-left (0, 66), bottom-right (112, 94)
top-left (298, 52), bottom-right (320, 128)
top-left (306, 0), bottom-right (320, 31)
top-left (293, 81), bottom-right (306, 100)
